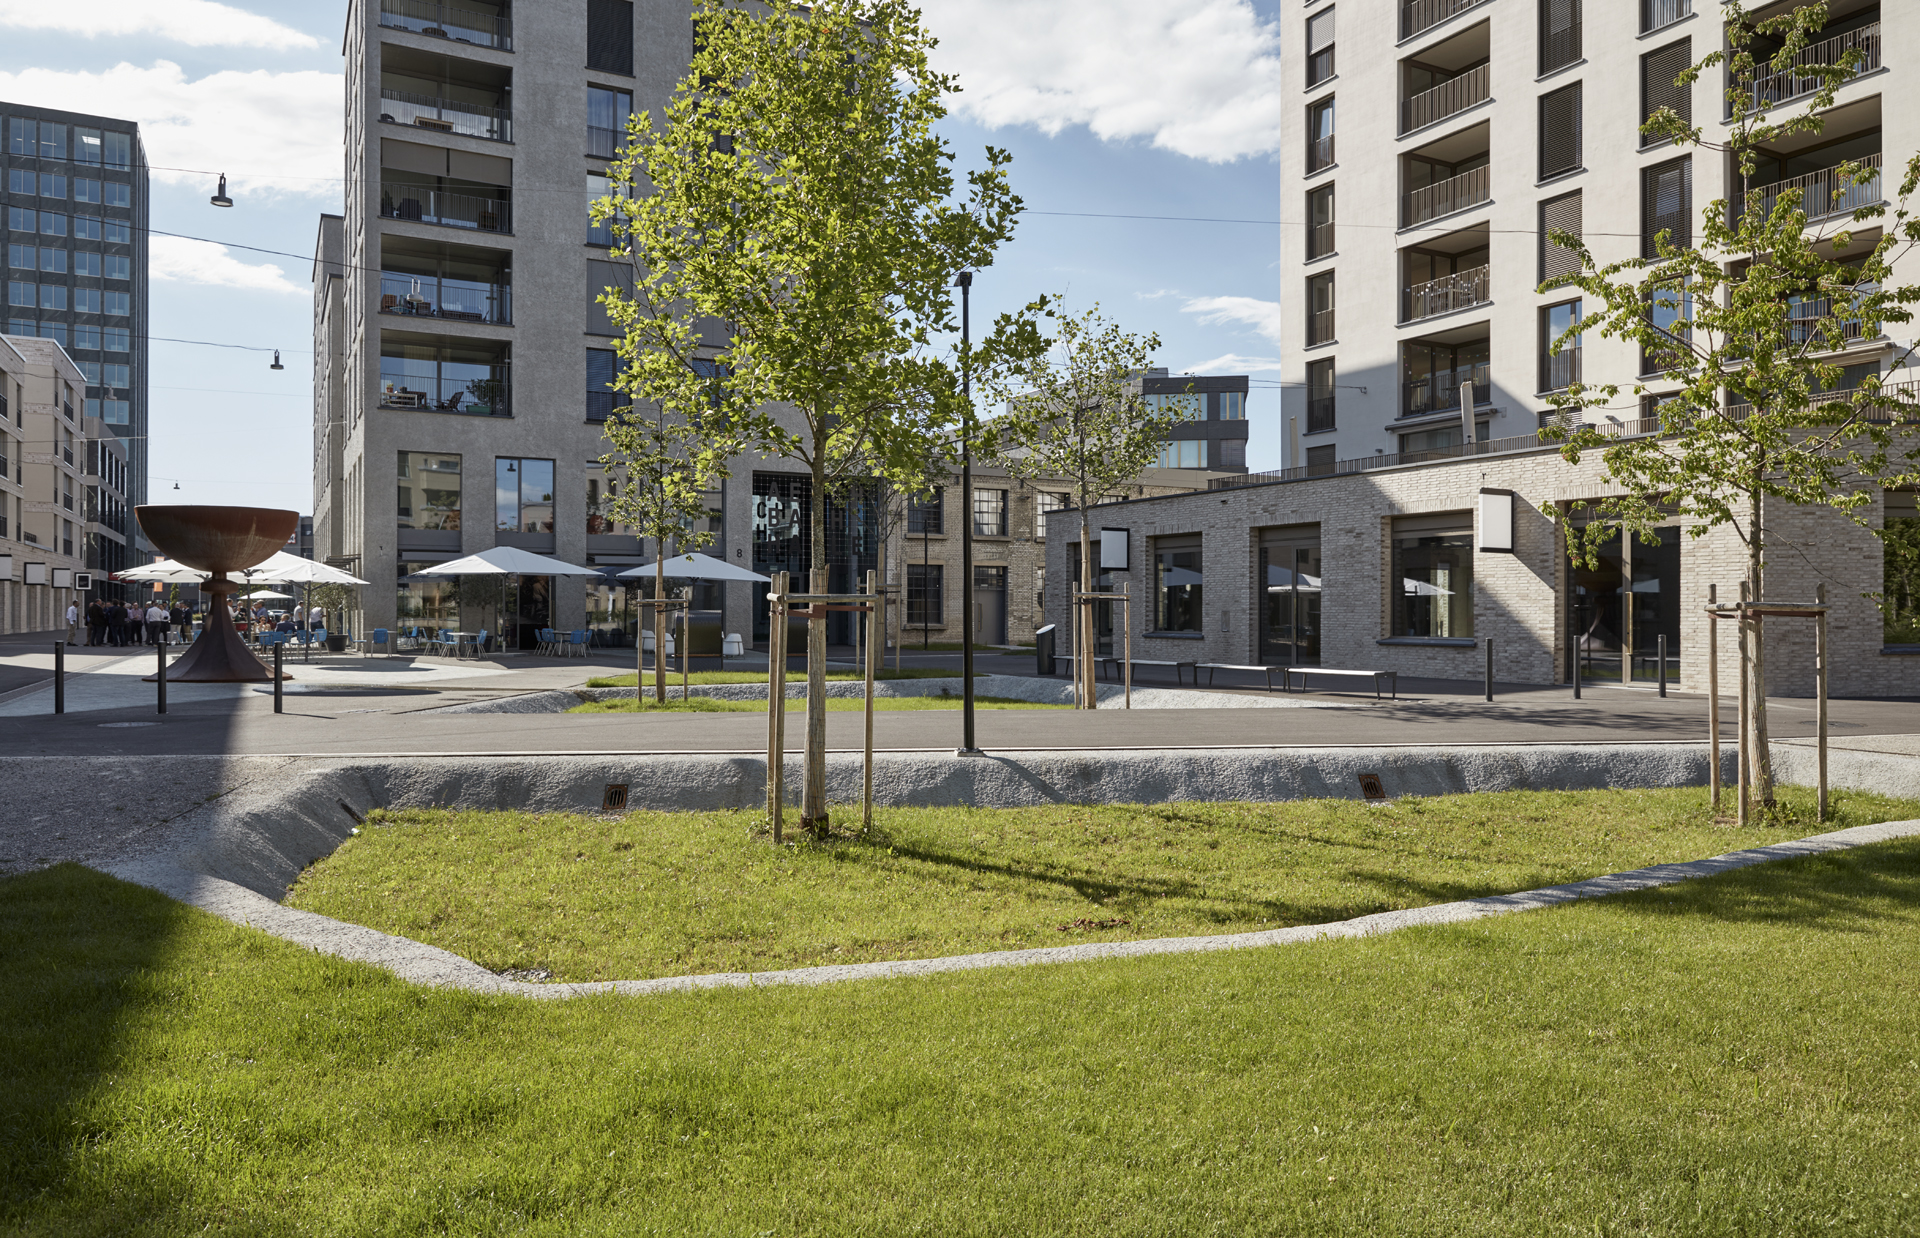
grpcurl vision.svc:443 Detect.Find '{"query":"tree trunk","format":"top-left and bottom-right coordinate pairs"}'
top-left (1748, 487), bottom-right (1775, 804)
top-left (654, 550), bottom-right (666, 704)
top-left (1078, 510), bottom-right (1095, 710)
top-left (803, 451), bottom-right (829, 835)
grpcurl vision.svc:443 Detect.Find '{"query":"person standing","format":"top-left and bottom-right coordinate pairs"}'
top-left (145, 601), bottom-right (169, 646)
top-left (65, 600), bottom-right (79, 645)
top-left (106, 600), bottom-right (128, 647)
top-left (170, 601), bottom-right (192, 644)
top-left (85, 600), bottom-right (104, 646)
top-left (127, 602), bottom-right (145, 646)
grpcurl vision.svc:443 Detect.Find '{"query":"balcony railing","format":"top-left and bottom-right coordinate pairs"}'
top-left (1306, 391), bottom-right (1336, 433)
top-left (1727, 377), bottom-right (1920, 424)
top-left (379, 87), bottom-right (511, 141)
top-left (379, 0), bottom-right (512, 50)
top-left (1308, 220), bottom-right (1335, 260)
top-left (1308, 135), bottom-right (1335, 173)
top-left (1307, 307), bottom-right (1336, 346)
top-left (1741, 153), bottom-right (1882, 224)
top-left (1403, 266), bottom-right (1489, 322)
top-left (381, 183), bottom-right (511, 233)
top-left (1750, 23), bottom-right (1879, 109)
top-left (1541, 346), bottom-right (1582, 392)
top-left (379, 273), bottom-right (511, 324)
top-left (1402, 363), bottom-right (1490, 415)
top-left (1400, 0), bottom-right (1489, 41)
top-left (587, 125), bottom-right (622, 158)
top-left (1642, 0), bottom-right (1691, 35)
top-left (1402, 164), bottom-right (1489, 228)
top-left (379, 371), bottom-right (511, 417)
top-left (1786, 297), bottom-right (1869, 349)
top-left (1400, 64), bottom-right (1489, 134)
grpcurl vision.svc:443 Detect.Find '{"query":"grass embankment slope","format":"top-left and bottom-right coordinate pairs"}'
top-left (567, 692), bottom-right (1062, 714)
top-left (585, 668), bottom-right (976, 688)
top-left (286, 788), bottom-right (1918, 981)
top-left (7, 820), bottom-right (1920, 1233)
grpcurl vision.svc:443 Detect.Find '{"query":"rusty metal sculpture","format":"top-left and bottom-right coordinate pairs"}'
top-left (135, 505), bottom-right (298, 682)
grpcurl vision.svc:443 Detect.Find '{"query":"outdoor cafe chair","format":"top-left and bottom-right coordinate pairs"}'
top-left (364, 628), bottom-right (392, 657)
top-left (472, 629), bottom-right (489, 659)
top-left (566, 629), bottom-right (589, 657)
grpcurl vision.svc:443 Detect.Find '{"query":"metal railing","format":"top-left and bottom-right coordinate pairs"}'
top-left (587, 125), bottom-right (622, 158)
top-left (1212, 417), bottom-right (1674, 490)
top-left (1400, 0), bottom-right (1489, 41)
top-left (1307, 392), bottom-right (1336, 433)
top-left (1308, 135), bottom-right (1336, 173)
top-left (1750, 23), bottom-right (1879, 109)
top-left (379, 273), bottom-right (511, 323)
top-left (1402, 164), bottom-right (1489, 228)
top-left (379, 87), bottom-right (511, 141)
top-left (1740, 153), bottom-right (1882, 224)
top-left (378, 0), bottom-right (512, 50)
top-left (1403, 266), bottom-right (1489, 322)
top-left (1642, 0), bottom-right (1691, 35)
top-left (1307, 308), bottom-right (1335, 346)
top-left (1400, 64), bottom-right (1489, 134)
top-left (1541, 346), bottom-right (1581, 392)
top-left (380, 183), bottom-right (512, 233)
top-left (378, 373), bottom-right (511, 417)
top-left (1727, 377), bottom-right (1920, 423)
top-left (1308, 221), bottom-right (1335, 260)
top-left (1785, 297), bottom-right (1868, 349)
top-left (1402, 363), bottom-right (1490, 415)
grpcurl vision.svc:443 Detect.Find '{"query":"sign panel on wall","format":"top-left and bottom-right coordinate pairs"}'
top-left (51, 568), bottom-right (73, 589)
top-left (24, 562), bottom-right (47, 585)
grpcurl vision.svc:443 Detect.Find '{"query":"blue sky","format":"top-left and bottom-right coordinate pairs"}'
top-left (0, 0), bottom-right (1286, 509)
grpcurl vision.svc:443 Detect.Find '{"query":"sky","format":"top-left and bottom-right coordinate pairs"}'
top-left (0, 0), bottom-right (1288, 510)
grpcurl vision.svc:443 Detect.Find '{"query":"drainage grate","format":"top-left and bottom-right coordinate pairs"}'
top-left (1357, 772), bottom-right (1387, 801)
top-left (603, 783), bottom-right (630, 811)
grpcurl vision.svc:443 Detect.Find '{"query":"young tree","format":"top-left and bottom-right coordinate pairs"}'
top-left (985, 304), bottom-right (1185, 709)
top-left (599, 0), bottom-right (1029, 834)
top-left (1542, 0), bottom-right (1920, 811)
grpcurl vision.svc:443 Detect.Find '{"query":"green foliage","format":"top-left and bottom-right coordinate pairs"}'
top-left (1883, 515), bottom-right (1920, 640)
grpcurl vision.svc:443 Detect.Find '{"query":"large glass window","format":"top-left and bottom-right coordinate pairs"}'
top-left (906, 563), bottom-right (943, 627)
top-left (1393, 519), bottom-right (1474, 637)
top-left (1260, 530), bottom-right (1321, 666)
top-left (38, 122), bottom-right (66, 160)
top-left (1144, 391), bottom-right (1203, 420)
top-left (1885, 489), bottom-right (1920, 646)
top-left (1037, 491), bottom-right (1068, 540)
top-left (1153, 439), bottom-right (1210, 469)
top-left (1307, 97), bottom-right (1336, 172)
top-left (907, 487), bottom-right (943, 535)
top-left (1219, 392), bottom-right (1245, 420)
top-left (586, 347), bottom-right (625, 421)
top-left (396, 451), bottom-right (462, 530)
top-left (1306, 7), bottom-right (1335, 86)
top-left (496, 458), bottom-right (555, 533)
top-left (586, 463), bottom-right (636, 534)
top-left (972, 487), bottom-right (1007, 536)
top-left (74, 128), bottom-right (101, 166)
top-left (103, 133), bottom-right (131, 170)
top-left (379, 340), bottom-right (510, 415)
top-left (587, 173), bottom-right (629, 245)
top-left (1307, 358), bottom-right (1336, 432)
top-left (1540, 299), bottom-right (1582, 391)
top-left (588, 85), bottom-right (633, 158)
top-left (1401, 337), bottom-right (1489, 415)
top-left (398, 560), bottom-right (461, 624)
top-left (379, 245), bottom-right (511, 323)
top-left (1154, 537), bottom-right (1202, 632)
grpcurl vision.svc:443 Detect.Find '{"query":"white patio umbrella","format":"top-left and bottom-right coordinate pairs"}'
top-left (117, 558), bottom-right (205, 583)
top-left (414, 546), bottom-right (600, 652)
top-left (239, 589), bottom-right (295, 600)
top-left (614, 551), bottom-right (770, 583)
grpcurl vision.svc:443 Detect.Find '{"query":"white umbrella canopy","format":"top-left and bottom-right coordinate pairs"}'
top-left (239, 589), bottom-right (295, 601)
top-left (117, 558), bottom-right (204, 583)
top-left (616, 552), bottom-right (770, 583)
top-left (414, 546), bottom-right (600, 577)
top-left (253, 553), bottom-right (369, 586)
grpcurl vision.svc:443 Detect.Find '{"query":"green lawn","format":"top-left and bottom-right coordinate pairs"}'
top-left (8, 828), bottom-right (1920, 1234)
top-left (567, 692), bottom-right (1063, 715)
top-left (585, 668), bottom-right (976, 688)
top-left (282, 787), bottom-right (1918, 983)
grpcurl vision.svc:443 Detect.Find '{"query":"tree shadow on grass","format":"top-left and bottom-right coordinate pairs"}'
top-left (0, 864), bottom-right (301, 1237)
top-left (1596, 837), bottom-right (1920, 932)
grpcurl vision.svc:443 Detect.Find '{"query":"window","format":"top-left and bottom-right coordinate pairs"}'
top-left (39, 248), bottom-right (65, 273)
top-left (1643, 275), bottom-right (1692, 374)
top-left (6, 282), bottom-right (30, 307)
top-left (907, 487), bottom-right (943, 535)
top-left (972, 487), bottom-right (1007, 536)
top-left (6, 206), bottom-right (29, 230)
top-left (1307, 270), bottom-right (1335, 345)
top-left (39, 286), bottom-right (66, 311)
top-left (103, 132), bottom-right (132, 170)
top-left (587, 173), bottom-right (622, 245)
top-left (1305, 444), bottom-right (1337, 476)
top-left (5, 170), bottom-right (27, 195)
top-left (1153, 537), bottom-right (1202, 632)
top-left (1642, 156), bottom-right (1691, 257)
top-left (39, 174), bottom-right (66, 199)
top-left (1539, 0), bottom-right (1581, 75)
top-left (40, 320), bottom-right (67, 346)
top-left (104, 221), bottom-right (129, 244)
top-left (496, 458), bottom-right (556, 533)
top-left (104, 255), bottom-right (128, 280)
top-left (38, 121), bottom-right (65, 160)
top-left (73, 179), bottom-right (100, 205)
top-left (73, 288), bottom-right (100, 314)
top-left (102, 400), bottom-right (128, 425)
top-left (73, 325), bottom-right (100, 350)
top-left (1402, 338), bottom-right (1490, 414)
top-left (71, 215), bottom-right (98, 240)
top-left (103, 363), bottom-right (128, 388)
top-left (1307, 183), bottom-right (1335, 260)
top-left (1641, 41), bottom-right (1692, 137)
top-left (72, 252), bottom-right (98, 277)
top-left (78, 360), bottom-right (101, 385)
top-left (1539, 190), bottom-right (1583, 286)
top-left (587, 0), bottom-right (635, 76)
top-left (1144, 392), bottom-right (1203, 420)
top-left (102, 290), bottom-right (127, 316)
top-left (1307, 7), bottom-right (1335, 87)
top-left (103, 183), bottom-right (129, 209)
top-left (1885, 489), bottom-right (1919, 645)
top-left (397, 451), bottom-right (462, 530)
top-left (5, 118), bottom-right (26, 154)
top-left (380, 341), bottom-right (511, 415)
top-left (906, 563), bottom-right (943, 626)
top-left (74, 128), bottom-right (101, 166)
top-left (1393, 516), bottom-right (1474, 637)
top-left (586, 348), bottom-right (625, 421)
top-left (1539, 82), bottom-right (1582, 180)
top-left (1540, 299), bottom-right (1582, 391)
top-left (1307, 98), bottom-right (1336, 173)
top-left (1307, 358), bottom-right (1336, 432)
top-left (6, 245), bottom-right (30, 269)
top-left (1219, 392), bottom-right (1245, 420)
top-left (1037, 491), bottom-right (1068, 540)
top-left (1153, 439), bottom-right (1209, 469)
top-left (103, 327), bottom-right (129, 351)
top-left (588, 85), bottom-right (633, 158)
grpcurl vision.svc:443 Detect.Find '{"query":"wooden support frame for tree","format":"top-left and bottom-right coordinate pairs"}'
top-left (1071, 586), bottom-right (1131, 709)
top-left (1705, 587), bottom-right (1830, 823)
top-left (764, 573), bottom-right (882, 843)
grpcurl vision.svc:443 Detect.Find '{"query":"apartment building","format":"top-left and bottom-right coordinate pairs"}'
top-left (1, 104), bottom-right (148, 516)
top-left (1280, 0), bottom-right (1903, 470)
top-left (0, 332), bottom-right (129, 635)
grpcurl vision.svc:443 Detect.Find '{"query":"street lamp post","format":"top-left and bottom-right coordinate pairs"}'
top-left (957, 270), bottom-right (979, 754)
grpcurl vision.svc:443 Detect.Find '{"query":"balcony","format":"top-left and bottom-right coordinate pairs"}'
top-left (1742, 152), bottom-right (1881, 224)
top-left (1306, 390), bottom-right (1336, 433)
top-left (379, 0), bottom-right (511, 51)
top-left (380, 180), bottom-right (511, 233)
top-left (1400, 0), bottom-right (1488, 41)
top-left (1786, 296), bottom-right (1870, 350)
top-left (380, 238), bottom-right (511, 324)
top-left (1750, 22), bottom-right (1879, 110)
top-left (1402, 363), bottom-right (1490, 417)
top-left (1401, 63), bottom-right (1488, 135)
top-left (1404, 265), bottom-right (1488, 322)
top-left (379, 87), bottom-right (511, 141)
top-left (1403, 165), bottom-right (1487, 228)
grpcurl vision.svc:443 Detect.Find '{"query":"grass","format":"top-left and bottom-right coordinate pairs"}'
top-left (566, 692), bottom-right (1064, 715)
top-left (282, 786), bottom-right (1920, 983)
top-left (9, 823), bottom-right (1920, 1233)
top-left (585, 667), bottom-right (978, 688)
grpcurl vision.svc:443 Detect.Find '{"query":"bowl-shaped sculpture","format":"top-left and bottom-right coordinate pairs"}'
top-left (135, 505), bottom-right (299, 683)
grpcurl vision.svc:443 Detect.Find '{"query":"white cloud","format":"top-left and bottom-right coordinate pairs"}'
top-left (0, 61), bottom-right (341, 197)
top-left (925, 0), bottom-right (1282, 162)
top-left (150, 235), bottom-right (304, 296)
top-left (1181, 295), bottom-right (1284, 347)
top-left (1184, 352), bottom-right (1283, 374)
top-left (0, 0), bottom-right (319, 49)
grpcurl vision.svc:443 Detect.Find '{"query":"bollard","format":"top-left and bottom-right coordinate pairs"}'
top-left (1571, 640), bottom-right (1581, 700)
top-left (157, 640), bottom-right (167, 714)
top-left (1484, 636), bottom-right (1494, 702)
top-left (273, 641), bottom-right (284, 714)
top-left (53, 640), bottom-right (64, 715)
top-left (1657, 634), bottom-right (1667, 698)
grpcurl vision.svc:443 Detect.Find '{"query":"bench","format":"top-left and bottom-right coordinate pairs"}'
top-left (1282, 667), bottom-right (1399, 699)
top-left (1098, 657), bottom-right (1196, 686)
top-left (1197, 663), bottom-right (1287, 691)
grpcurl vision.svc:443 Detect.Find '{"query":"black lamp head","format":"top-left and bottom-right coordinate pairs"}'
top-left (210, 174), bottom-right (233, 208)
top-left (270, 349), bottom-right (284, 371)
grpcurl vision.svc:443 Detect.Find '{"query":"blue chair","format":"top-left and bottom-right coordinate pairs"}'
top-left (367, 627), bottom-right (391, 656)
top-left (472, 629), bottom-right (490, 659)
top-left (566, 629), bottom-right (589, 658)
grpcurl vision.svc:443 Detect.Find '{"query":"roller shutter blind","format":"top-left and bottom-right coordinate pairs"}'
top-left (1539, 82), bottom-right (1582, 180)
top-left (587, 0), bottom-right (633, 76)
top-left (1539, 191), bottom-right (1583, 285)
top-left (1642, 156), bottom-right (1692, 257)
top-left (1641, 39), bottom-right (1692, 131)
top-left (1540, 0), bottom-right (1581, 75)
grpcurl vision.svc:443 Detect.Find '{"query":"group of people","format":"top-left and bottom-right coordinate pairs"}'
top-left (70, 599), bottom-right (194, 647)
